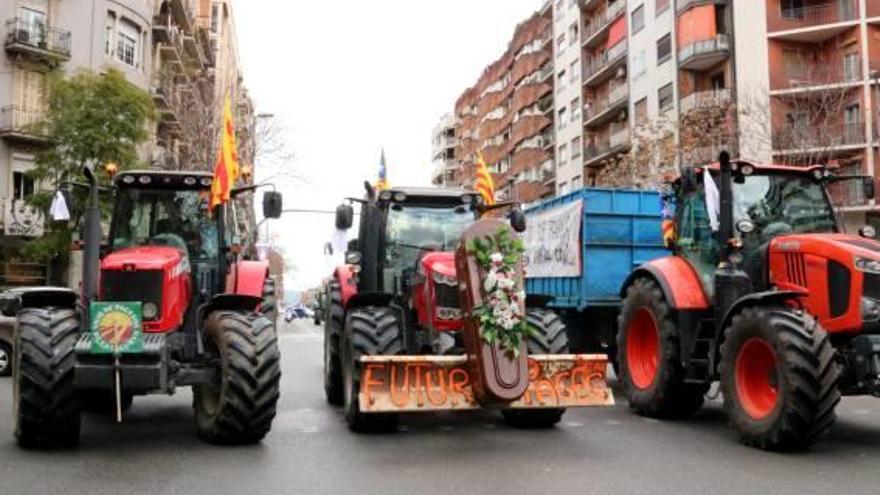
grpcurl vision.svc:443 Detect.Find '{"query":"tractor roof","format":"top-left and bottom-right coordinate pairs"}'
top-left (115, 170), bottom-right (214, 190)
top-left (700, 161), bottom-right (825, 174)
top-left (385, 186), bottom-right (477, 199)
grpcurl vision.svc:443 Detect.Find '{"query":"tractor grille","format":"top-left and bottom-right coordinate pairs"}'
top-left (101, 270), bottom-right (163, 321)
top-left (784, 253), bottom-right (808, 288)
top-left (864, 273), bottom-right (880, 301)
top-left (434, 282), bottom-right (460, 309)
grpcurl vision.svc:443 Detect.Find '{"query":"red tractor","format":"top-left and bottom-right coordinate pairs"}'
top-left (324, 185), bottom-right (612, 432)
top-left (5, 166), bottom-right (283, 448)
top-left (618, 151), bottom-right (879, 450)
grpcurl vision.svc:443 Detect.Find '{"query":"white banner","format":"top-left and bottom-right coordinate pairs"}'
top-left (523, 199), bottom-right (582, 278)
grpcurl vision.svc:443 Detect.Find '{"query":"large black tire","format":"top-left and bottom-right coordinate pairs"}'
top-left (342, 306), bottom-right (404, 433)
top-left (0, 340), bottom-right (11, 376)
top-left (260, 277), bottom-right (278, 326)
top-left (14, 308), bottom-right (82, 448)
top-left (194, 311), bottom-right (281, 444)
top-left (502, 308), bottom-right (570, 428)
top-left (323, 281), bottom-right (344, 405)
top-left (720, 307), bottom-right (840, 451)
top-left (617, 278), bottom-right (707, 418)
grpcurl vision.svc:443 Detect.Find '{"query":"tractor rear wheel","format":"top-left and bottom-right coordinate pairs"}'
top-left (14, 307), bottom-right (82, 448)
top-left (720, 307), bottom-right (840, 450)
top-left (260, 277), bottom-right (278, 326)
top-left (617, 278), bottom-right (707, 418)
top-left (323, 280), bottom-right (344, 405)
top-left (502, 308), bottom-right (569, 428)
top-left (194, 311), bottom-right (281, 444)
top-left (342, 306), bottom-right (404, 433)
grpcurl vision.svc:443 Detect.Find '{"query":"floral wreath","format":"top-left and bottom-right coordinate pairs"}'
top-left (467, 227), bottom-right (534, 357)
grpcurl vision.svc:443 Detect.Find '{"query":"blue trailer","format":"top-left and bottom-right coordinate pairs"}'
top-left (524, 188), bottom-right (668, 358)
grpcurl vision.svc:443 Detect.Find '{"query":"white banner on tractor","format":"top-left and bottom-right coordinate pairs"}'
top-left (523, 199), bottom-right (583, 278)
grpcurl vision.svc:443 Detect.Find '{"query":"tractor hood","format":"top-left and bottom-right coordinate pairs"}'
top-left (770, 233), bottom-right (880, 260)
top-left (421, 251), bottom-right (456, 278)
top-left (102, 246), bottom-right (185, 271)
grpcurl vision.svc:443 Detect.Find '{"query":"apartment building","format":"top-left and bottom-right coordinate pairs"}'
top-left (431, 113), bottom-right (458, 187)
top-left (452, 8), bottom-right (555, 205)
top-left (552, 0), bottom-right (587, 195)
top-left (0, 0), bottom-right (254, 285)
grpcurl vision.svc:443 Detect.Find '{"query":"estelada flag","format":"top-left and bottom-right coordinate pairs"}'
top-left (475, 150), bottom-right (495, 206)
top-left (211, 97), bottom-right (240, 209)
top-left (375, 149), bottom-right (389, 192)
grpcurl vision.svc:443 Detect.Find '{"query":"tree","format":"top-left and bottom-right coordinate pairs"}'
top-left (23, 69), bottom-right (155, 262)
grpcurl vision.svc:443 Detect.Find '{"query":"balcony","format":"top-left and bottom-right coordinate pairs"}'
top-left (583, 40), bottom-right (628, 88)
top-left (538, 94), bottom-right (554, 115)
top-left (772, 121), bottom-right (867, 154)
top-left (677, 0), bottom-right (728, 14)
top-left (540, 130), bottom-right (555, 150)
top-left (582, 1), bottom-right (626, 49)
top-left (768, 0), bottom-right (859, 41)
top-left (584, 125), bottom-right (631, 167)
top-left (539, 63), bottom-right (554, 83)
top-left (774, 58), bottom-right (862, 92)
top-left (158, 27), bottom-right (184, 69)
top-left (679, 88), bottom-right (732, 113)
top-left (0, 106), bottom-right (46, 144)
top-left (4, 18), bottom-right (71, 65)
top-left (169, 0), bottom-right (196, 34)
top-left (583, 84), bottom-right (629, 128)
top-left (678, 34), bottom-right (730, 71)
top-left (182, 32), bottom-right (206, 69)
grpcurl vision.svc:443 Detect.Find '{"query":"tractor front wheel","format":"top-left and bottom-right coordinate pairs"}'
top-left (14, 307), bottom-right (82, 448)
top-left (194, 311), bottom-right (281, 444)
top-left (342, 306), bottom-right (404, 433)
top-left (323, 281), bottom-right (344, 405)
top-left (617, 278), bottom-right (707, 418)
top-left (720, 307), bottom-right (839, 450)
top-left (502, 308), bottom-right (570, 428)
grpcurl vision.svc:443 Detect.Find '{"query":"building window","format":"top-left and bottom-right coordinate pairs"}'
top-left (558, 144), bottom-right (569, 164)
top-left (631, 5), bottom-right (645, 34)
top-left (632, 49), bottom-right (646, 78)
top-left (557, 33), bottom-right (566, 56)
top-left (570, 60), bottom-right (578, 84)
top-left (634, 97), bottom-right (648, 125)
top-left (657, 34), bottom-right (672, 65)
top-left (558, 107), bottom-right (567, 130)
top-left (571, 175), bottom-right (582, 188)
top-left (656, 0), bottom-right (670, 15)
top-left (571, 97), bottom-right (581, 121)
top-left (116, 19), bottom-right (140, 67)
top-left (557, 69), bottom-right (566, 92)
top-left (559, 181), bottom-right (568, 194)
top-left (104, 13), bottom-right (115, 55)
top-left (572, 137), bottom-right (582, 158)
top-left (211, 2), bottom-right (221, 33)
top-left (781, 0), bottom-right (804, 18)
top-left (13, 171), bottom-right (35, 201)
top-left (844, 53), bottom-right (859, 82)
top-left (658, 83), bottom-right (673, 112)
top-left (569, 22), bottom-right (579, 45)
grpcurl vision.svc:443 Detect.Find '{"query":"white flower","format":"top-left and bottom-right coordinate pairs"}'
top-left (498, 277), bottom-right (515, 291)
top-left (484, 271), bottom-right (498, 292)
top-left (490, 252), bottom-right (504, 265)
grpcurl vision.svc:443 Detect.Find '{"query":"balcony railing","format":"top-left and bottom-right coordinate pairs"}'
top-left (584, 84), bottom-right (629, 125)
top-left (679, 88), bottom-right (732, 113)
top-left (4, 18), bottom-right (71, 61)
top-left (582, 1), bottom-right (626, 47)
top-left (584, 125), bottom-right (630, 164)
top-left (0, 105), bottom-right (46, 140)
top-left (770, 0), bottom-right (859, 32)
top-left (780, 58), bottom-right (862, 90)
top-left (678, 34), bottom-right (730, 71)
top-left (583, 40), bottom-right (628, 84)
top-left (772, 121), bottom-right (866, 151)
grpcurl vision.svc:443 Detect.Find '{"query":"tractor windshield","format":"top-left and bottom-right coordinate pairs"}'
top-left (111, 188), bottom-right (219, 260)
top-left (384, 204), bottom-right (474, 272)
top-left (733, 173), bottom-right (837, 241)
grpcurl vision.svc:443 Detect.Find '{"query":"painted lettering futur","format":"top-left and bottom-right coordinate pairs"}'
top-left (358, 355), bottom-right (613, 413)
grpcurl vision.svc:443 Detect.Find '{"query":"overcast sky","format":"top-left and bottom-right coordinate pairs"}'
top-left (236, 0), bottom-right (543, 295)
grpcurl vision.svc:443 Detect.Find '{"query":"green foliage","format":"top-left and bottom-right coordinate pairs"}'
top-left (22, 69), bottom-right (155, 262)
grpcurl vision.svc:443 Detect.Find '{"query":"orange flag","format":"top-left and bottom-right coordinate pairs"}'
top-left (475, 150), bottom-right (496, 206)
top-left (211, 97), bottom-right (240, 209)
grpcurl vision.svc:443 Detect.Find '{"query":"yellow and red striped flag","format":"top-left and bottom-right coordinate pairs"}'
top-left (474, 150), bottom-right (495, 206)
top-left (211, 97), bottom-right (240, 209)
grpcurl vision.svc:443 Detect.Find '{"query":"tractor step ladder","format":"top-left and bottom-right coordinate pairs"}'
top-left (684, 319), bottom-right (716, 385)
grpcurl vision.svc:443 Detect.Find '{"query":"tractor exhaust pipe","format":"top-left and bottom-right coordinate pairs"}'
top-left (718, 151), bottom-right (733, 255)
top-left (81, 164), bottom-right (101, 303)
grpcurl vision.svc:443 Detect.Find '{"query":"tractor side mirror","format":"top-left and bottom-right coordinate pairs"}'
top-left (262, 191), bottom-right (283, 219)
top-left (336, 204), bottom-right (354, 230)
top-left (864, 178), bottom-right (875, 201)
top-left (0, 292), bottom-right (21, 317)
top-left (509, 208), bottom-right (526, 233)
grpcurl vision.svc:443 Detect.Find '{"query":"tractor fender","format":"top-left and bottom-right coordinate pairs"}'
top-left (4, 287), bottom-right (78, 313)
top-left (333, 265), bottom-right (358, 307)
top-left (199, 294), bottom-right (263, 324)
top-left (719, 290), bottom-right (807, 335)
top-left (226, 260), bottom-right (270, 297)
top-left (620, 257), bottom-right (709, 311)
top-left (525, 294), bottom-right (554, 309)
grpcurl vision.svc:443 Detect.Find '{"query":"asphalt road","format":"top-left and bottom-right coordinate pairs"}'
top-left (1, 318), bottom-right (880, 495)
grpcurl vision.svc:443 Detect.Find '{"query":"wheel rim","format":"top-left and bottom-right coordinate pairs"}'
top-left (626, 308), bottom-right (660, 390)
top-left (735, 338), bottom-right (779, 420)
top-left (0, 346), bottom-right (8, 374)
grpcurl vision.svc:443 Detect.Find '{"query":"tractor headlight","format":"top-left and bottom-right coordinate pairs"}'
top-left (142, 302), bottom-right (159, 320)
top-left (432, 272), bottom-right (457, 286)
top-left (855, 257), bottom-right (880, 274)
top-left (861, 298), bottom-right (880, 322)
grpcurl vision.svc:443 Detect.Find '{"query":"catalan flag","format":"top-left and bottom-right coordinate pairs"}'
top-left (211, 97), bottom-right (240, 209)
top-left (475, 150), bottom-right (495, 206)
top-left (375, 149), bottom-right (390, 192)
